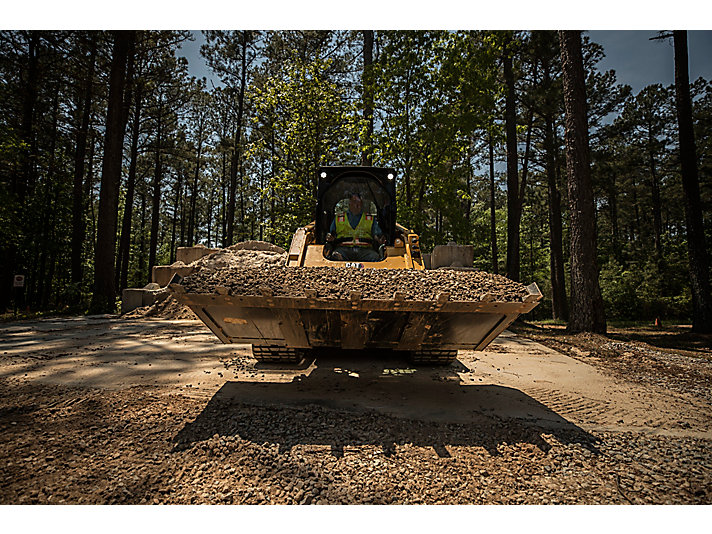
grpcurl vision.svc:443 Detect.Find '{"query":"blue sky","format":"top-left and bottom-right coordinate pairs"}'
top-left (590, 30), bottom-right (712, 91)
top-left (178, 30), bottom-right (712, 95)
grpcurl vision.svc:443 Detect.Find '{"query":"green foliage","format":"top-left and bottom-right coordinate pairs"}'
top-left (599, 257), bottom-right (691, 320)
top-left (248, 55), bottom-right (361, 242)
top-left (0, 29), bottom-right (709, 327)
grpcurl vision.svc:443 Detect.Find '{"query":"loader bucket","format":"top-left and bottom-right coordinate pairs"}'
top-left (170, 281), bottom-right (542, 364)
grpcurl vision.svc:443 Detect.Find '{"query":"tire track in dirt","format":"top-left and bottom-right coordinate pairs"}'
top-left (522, 385), bottom-right (707, 436)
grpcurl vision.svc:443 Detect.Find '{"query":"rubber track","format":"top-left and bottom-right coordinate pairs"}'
top-left (410, 349), bottom-right (458, 365)
top-left (251, 345), bottom-right (304, 364)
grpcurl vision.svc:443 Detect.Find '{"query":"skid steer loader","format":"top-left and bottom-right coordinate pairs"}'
top-left (170, 166), bottom-right (541, 364)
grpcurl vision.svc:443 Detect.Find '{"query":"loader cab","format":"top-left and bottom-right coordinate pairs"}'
top-left (315, 166), bottom-right (397, 248)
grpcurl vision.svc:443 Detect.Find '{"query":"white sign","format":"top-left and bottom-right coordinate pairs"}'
top-left (13, 275), bottom-right (25, 288)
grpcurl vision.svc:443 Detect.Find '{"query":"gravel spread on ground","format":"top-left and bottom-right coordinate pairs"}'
top-left (1, 318), bottom-right (709, 505)
top-left (181, 266), bottom-right (530, 303)
top-left (0, 379), bottom-right (708, 505)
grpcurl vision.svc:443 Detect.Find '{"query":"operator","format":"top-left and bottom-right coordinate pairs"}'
top-left (326, 192), bottom-right (385, 262)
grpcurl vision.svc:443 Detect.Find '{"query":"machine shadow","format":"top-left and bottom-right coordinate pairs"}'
top-left (173, 350), bottom-right (599, 458)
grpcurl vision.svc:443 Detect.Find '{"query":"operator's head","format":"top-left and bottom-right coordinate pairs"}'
top-left (348, 192), bottom-right (363, 214)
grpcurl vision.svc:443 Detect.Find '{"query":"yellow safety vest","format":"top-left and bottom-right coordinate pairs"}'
top-left (335, 212), bottom-right (374, 247)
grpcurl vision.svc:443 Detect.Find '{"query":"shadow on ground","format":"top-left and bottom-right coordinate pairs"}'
top-left (173, 349), bottom-right (599, 458)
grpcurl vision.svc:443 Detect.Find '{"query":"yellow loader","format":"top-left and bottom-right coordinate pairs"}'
top-left (171, 166), bottom-right (541, 364)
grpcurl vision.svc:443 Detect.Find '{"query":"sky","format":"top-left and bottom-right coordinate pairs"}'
top-left (178, 30), bottom-right (712, 96)
top-left (589, 30), bottom-right (712, 91)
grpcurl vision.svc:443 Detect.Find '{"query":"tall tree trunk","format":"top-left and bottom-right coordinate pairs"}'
top-left (18, 31), bottom-right (40, 204)
top-left (258, 156), bottom-right (265, 242)
top-left (170, 172), bottom-right (180, 264)
top-left (647, 135), bottom-right (664, 260)
top-left (559, 30), bottom-right (606, 333)
top-left (226, 33), bottom-right (248, 246)
top-left (113, 33), bottom-right (137, 292)
top-left (84, 131), bottom-right (96, 258)
top-left (270, 134), bottom-right (276, 243)
top-left (1, 32), bottom-right (40, 312)
top-left (138, 187), bottom-right (147, 285)
top-left (673, 30), bottom-right (712, 332)
top-left (606, 171), bottom-right (621, 262)
top-left (90, 31), bottom-right (133, 313)
top-left (503, 40), bottom-right (520, 281)
top-left (179, 169), bottom-right (186, 247)
top-left (632, 179), bottom-right (641, 240)
top-left (239, 160), bottom-right (245, 241)
top-left (545, 115), bottom-right (568, 320)
top-left (188, 129), bottom-right (203, 245)
top-left (32, 118), bottom-right (54, 307)
top-left (206, 180), bottom-right (215, 247)
top-left (518, 107), bottom-right (534, 212)
top-left (37, 86), bottom-right (61, 309)
top-left (221, 152), bottom-right (227, 247)
top-left (117, 93), bottom-right (143, 292)
top-left (148, 94), bottom-right (163, 282)
top-left (361, 30), bottom-right (374, 166)
top-left (488, 131), bottom-right (498, 274)
top-left (71, 32), bottom-right (97, 291)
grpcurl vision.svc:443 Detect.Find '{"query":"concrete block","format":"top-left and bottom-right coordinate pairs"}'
top-left (152, 265), bottom-right (196, 287)
top-left (176, 245), bottom-right (219, 265)
top-left (121, 287), bottom-right (172, 314)
top-left (431, 244), bottom-right (474, 269)
top-left (142, 288), bottom-right (170, 307)
top-left (121, 289), bottom-right (145, 314)
top-left (422, 253), bottom-right (432, 270)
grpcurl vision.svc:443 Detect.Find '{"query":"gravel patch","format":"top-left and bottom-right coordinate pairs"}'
top-left (1, 380), bottom-right (708, 505)
top-left (181, 266), bottom-right (530, 302)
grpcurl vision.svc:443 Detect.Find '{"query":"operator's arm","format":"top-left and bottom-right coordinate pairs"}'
top-left (326, 219), bottom-right (336, 242)
top-left (372, 219), bottom-right (382, 237)
top-left (372, 220), bottom-right (386, 244)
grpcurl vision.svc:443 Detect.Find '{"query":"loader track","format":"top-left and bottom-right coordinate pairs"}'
top-left (409, 349), bottom-right (458, 366)
top-left (251, 345), bottom-right (305, 364)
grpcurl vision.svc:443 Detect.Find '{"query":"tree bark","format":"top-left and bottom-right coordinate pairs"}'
top-left (148, 93), bottom-right (163, 282)
top-left (90, 31), bottom-right (133, 313)
top-left (226, 33), bottom-right (249, 246)
top-left (18, 31), bottom-right (40, 204)
top-left (35, 87), bottom-right (60, 309)
top-left (71, 32), bottom-right (97, 291)
top-left (488, 131), bottom-right (499, 274)
top-left (647, 132), bottom-right (663, 259)
top-left (138, 187), bottom-right (147, 285)
top-left (606, 171), bottom-right (621, 262)
top-left (503, 41), bottom-right (520, 282)
top-left (170, 170), bottom-right (180, 264)
top-left (117, 92), bottom-right (143, 292)
top-left (559, 30), bottom-right (606, 333)
top-left (361, 30), bottom-right (374, 166)
top-left (1, 32), bottom-right (40, 312)
top-left (188, 124), bottom-right (204, 245)
top-left (545, 115), bottom-right (569, 321)
top-left (673, 30), bottom-right (712, 332)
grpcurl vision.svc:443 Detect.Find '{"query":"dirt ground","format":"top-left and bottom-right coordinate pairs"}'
top-left (0, 316), bottom-right (710, 504)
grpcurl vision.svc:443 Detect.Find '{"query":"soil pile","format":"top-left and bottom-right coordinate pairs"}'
top-left (191, 248), bottom-right (286, 274)
top-left (181, 265), bottom-right (530, 302)
top-left (124, 294), bottom-right (198, 320)
top-left (125, 242), bottom-right (288, 319)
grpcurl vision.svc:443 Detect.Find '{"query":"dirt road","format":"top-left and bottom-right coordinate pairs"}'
top-left (1, 316), bottom-right (710, 504)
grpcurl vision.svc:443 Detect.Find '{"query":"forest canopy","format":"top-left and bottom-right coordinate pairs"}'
top-left (0, 30), bottom-right (710, 327)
